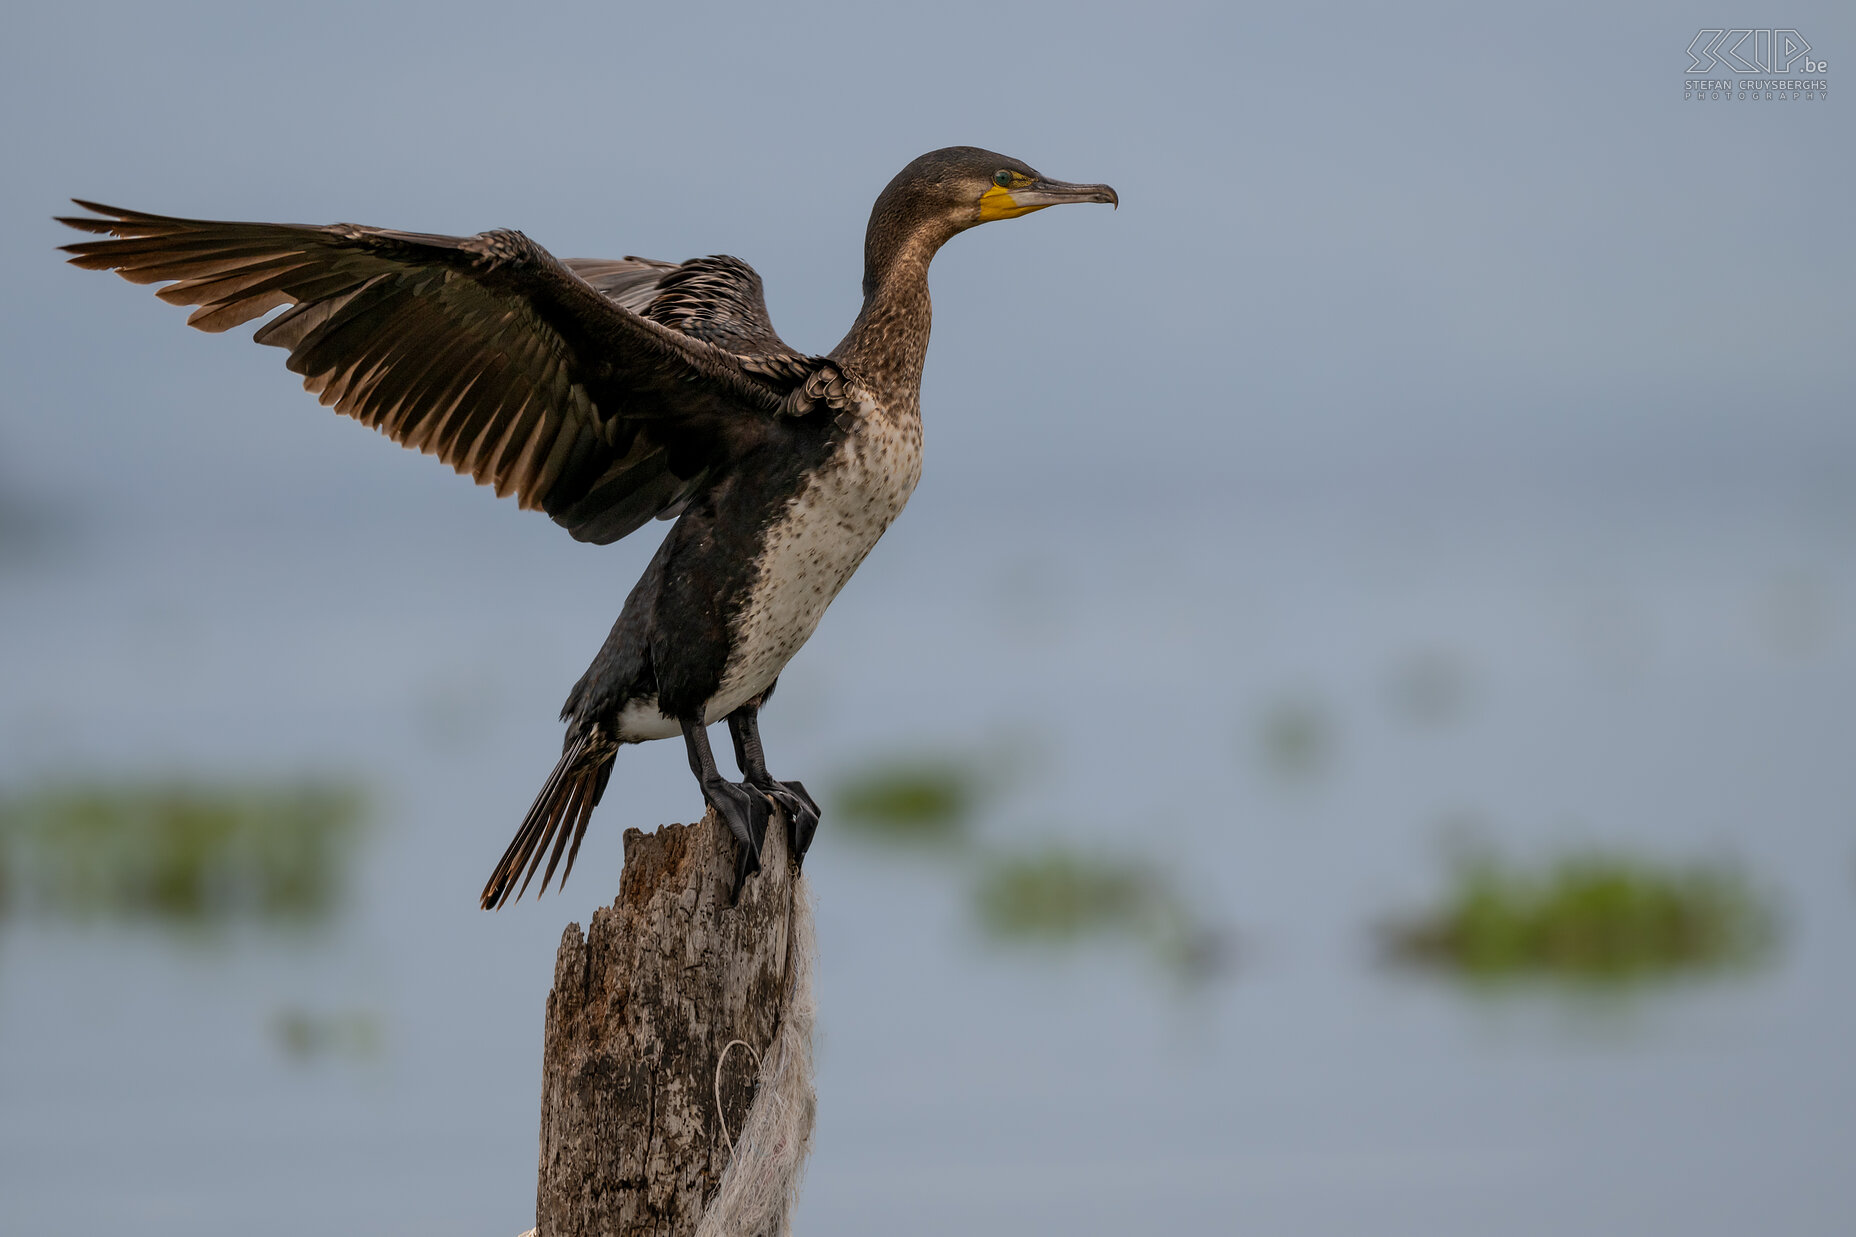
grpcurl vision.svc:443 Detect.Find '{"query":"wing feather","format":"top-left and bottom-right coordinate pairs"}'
top-left (59, 202), bottom-right (848, 540)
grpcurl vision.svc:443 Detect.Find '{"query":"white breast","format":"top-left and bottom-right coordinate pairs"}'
top-left (710, 401), bottom-right (923, 720)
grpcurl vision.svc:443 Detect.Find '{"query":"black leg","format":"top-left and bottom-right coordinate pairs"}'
top-left (726, 698), bottom-right (821, 864)
top-left (682, 718), bottom-right (768, 901)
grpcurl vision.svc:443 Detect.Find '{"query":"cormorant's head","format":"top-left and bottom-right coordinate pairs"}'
top-left (863, 146), bottom-right (1116, 290)
top-left (891, 145), bottom-right (1117, 225)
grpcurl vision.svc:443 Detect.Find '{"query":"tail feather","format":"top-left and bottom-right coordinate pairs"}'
top-left (487, 735), bottom-right (582, 900)
top-left (561, 761), bottom-right (613, 884)
top-left (481, 727), bottom-right (618, 910)
top-left (514, 769), bottom-right (582, 902)
top-left (528, 767), bottom-right (589, 900)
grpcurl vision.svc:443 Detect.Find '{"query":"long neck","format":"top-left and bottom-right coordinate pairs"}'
top-left (833, 212), bottom-right (958, 403)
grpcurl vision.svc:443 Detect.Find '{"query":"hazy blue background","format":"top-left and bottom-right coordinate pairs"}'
top-left (2, 1), bottom-right (1852, 1234)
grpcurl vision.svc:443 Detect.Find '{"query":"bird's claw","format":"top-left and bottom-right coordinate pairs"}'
top-left (703, 779), bottom-right (768, 904)
top-left (767, 779), bottom-right (821, 864)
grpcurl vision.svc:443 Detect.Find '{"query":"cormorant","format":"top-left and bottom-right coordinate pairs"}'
top-left (58, 147), bottom-right (1117, 907)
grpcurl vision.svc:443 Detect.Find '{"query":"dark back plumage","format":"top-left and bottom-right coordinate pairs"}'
top-left (567, 254), bottom-right (791, 356)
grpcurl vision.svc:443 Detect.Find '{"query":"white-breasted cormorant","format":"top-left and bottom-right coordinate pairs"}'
top-left (58, 147), bottom-right (1117, 907)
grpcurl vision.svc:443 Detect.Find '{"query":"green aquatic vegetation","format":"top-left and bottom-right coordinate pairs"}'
top-left (832, 759), bottom-right (978, 845)
top-left (976, 847), bottom-right (1159, 939)
top-left (272, 1006), bottom-right (383, 1062)
top-left (974, 845), bottom-right (1231, 981)
top-left (833, 745), bottom-right (1233, 984)
top-left (0, 779), bottom-right (364, 926)
top-left (1382, 847), bottom-right (1775, 983)
top-left (1253, 696), bottom-right (1335, 781)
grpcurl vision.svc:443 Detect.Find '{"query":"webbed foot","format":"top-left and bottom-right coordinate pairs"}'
top-left (702, 778), bottom-right (769, 902)
top-left (753, 778), bottom-right (821, 864)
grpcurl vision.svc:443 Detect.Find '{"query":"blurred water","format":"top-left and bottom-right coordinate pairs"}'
top-left (2, 468), bottom-right (1852, 1236)
top-left (4, 0), bottom-right (1852, 1227)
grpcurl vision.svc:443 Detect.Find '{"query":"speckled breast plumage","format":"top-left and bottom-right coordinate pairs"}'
top-left (612, 395), bottom-right (922, 742)
top-left (712, 396), bottom-right (923, 717)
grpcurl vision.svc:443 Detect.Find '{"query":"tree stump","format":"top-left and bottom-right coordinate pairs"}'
top-left (532, 808), bottom-right (815, 1237)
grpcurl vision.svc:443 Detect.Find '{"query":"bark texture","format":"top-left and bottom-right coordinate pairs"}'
top-left (536, 809), bottom-right (802, 1237)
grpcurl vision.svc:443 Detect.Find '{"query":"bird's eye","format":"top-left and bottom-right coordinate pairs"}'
top-left (992, 169), bottom-right (1014, 188)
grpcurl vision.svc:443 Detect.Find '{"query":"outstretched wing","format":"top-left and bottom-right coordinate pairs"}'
top-left (59, 202), bottom-right (848, 544)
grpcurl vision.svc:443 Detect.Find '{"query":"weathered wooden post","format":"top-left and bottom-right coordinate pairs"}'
top-left (527, 809), bottom-right (816, 1237)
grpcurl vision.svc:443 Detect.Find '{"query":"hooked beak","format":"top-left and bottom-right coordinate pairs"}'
top-left (978, 177), bottom-right (1119, 222)
top-left (1011, 178), bottom-right (1119, 210)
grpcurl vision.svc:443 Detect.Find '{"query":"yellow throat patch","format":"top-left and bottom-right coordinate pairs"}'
top-left (978, 184), bottom-right (1050, 222)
